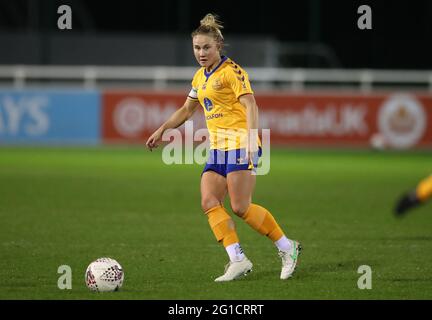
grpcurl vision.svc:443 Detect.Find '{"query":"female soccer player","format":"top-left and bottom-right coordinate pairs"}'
top-left (146, 14), bottom-right (301, 281)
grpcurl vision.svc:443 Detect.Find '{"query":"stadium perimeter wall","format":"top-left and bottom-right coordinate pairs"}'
top-left (1, 89), bottom-right (431, 149)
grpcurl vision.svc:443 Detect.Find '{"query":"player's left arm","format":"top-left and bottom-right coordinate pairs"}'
top-left (239, 93), bottom-right (259, 153)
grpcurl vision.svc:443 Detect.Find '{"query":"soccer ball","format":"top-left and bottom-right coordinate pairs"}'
top-left (85, 257), bottom-right (124, 292)
top-left (369, 132), bottom-right (388, 150)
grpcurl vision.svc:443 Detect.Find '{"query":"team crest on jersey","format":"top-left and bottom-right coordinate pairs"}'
top-left (212, 78), bottom-right (223, 90)
top-left (203, 97), bottom-right (213, 111)
top-left (202, 83), bottom-right (207, 91)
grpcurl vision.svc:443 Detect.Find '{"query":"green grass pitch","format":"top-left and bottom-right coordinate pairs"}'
top-left (0, 146), bottom-right (431, 299)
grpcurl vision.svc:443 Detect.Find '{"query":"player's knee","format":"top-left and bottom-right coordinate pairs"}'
top-left (230, 201), bottom-right (249, 217)
top-left (201, 198), bottom-right (222, 213)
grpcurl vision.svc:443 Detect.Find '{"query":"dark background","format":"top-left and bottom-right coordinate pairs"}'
top-left (0, 0), bottom-right (431, 69)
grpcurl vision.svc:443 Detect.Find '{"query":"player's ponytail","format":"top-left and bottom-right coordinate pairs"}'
top-left (192, 13), bottom-right (224, 49)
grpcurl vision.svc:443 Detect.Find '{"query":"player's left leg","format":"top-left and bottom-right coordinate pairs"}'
top-left (395, 174), bottom-right (432, 216)
top-left (416, 174), bottom-right (432, 202)
top-left (227, 170), bottom-right (301, 279)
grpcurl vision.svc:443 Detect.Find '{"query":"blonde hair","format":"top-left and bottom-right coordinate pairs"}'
top-left (191, 14), bottom-right (224, 48)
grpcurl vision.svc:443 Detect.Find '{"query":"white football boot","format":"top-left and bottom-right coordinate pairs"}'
top-left (214, 257), bottom-right (253, 282)
top-left (279, 240), bottom-right (302, 280)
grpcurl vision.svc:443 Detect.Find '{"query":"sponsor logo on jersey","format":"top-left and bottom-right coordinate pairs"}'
top-left (206, 113), bottom-right (223, 120)
top-left (203, 97), bottom-right (213, 111)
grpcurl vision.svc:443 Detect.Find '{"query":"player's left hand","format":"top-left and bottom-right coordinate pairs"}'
top-left (246, 142), bottom-right (259, 164)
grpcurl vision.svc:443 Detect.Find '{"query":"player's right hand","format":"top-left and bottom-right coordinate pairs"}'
top-left (146, 128), bottom-right (164, 151)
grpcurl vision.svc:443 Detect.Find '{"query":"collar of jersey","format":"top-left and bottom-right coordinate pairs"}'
top-left (204, 56), bottom-right (228, 81)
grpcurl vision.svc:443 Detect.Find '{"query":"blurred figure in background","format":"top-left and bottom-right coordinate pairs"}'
top-left (395, 175), bottom-right (432, 216)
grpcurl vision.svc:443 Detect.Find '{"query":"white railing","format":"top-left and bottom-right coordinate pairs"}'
top-left (1, 65), bottom-right (432, 92)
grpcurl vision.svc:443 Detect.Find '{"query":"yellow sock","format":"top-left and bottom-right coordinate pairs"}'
top-left (206, 205), bottom-right (239, 247)
top-left (242, 203), bottom-right (284, 242)
top-left (416, 175), bottom-right (432, 202)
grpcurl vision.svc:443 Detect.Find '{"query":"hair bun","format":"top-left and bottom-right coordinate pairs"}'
top-left (200, 13), bottom-right (224, 30)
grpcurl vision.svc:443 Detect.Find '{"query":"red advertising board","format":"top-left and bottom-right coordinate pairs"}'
top-left (102, 90), bottom-right (432, 149)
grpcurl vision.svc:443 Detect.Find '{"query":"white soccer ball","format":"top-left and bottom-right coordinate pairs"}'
top-left (369, 132), bottom-right (388, 150)
top-left (85, 257), bottom-right (124, 292)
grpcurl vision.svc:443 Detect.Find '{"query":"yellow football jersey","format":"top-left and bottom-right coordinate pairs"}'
top-left (188, 56), bottom-right (261, 151)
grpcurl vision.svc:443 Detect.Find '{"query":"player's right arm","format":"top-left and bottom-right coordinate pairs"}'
top-left (145, 97), bottom-right (200, 151)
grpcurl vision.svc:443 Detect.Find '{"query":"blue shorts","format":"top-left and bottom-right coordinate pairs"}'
top-left (202, 148), bottom-right (262, 177)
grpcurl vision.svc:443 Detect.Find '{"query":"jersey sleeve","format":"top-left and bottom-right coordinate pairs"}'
top-left (225, 66), bottom-right (254, 99)
top-left (188, 70), bottom-right (200, 100)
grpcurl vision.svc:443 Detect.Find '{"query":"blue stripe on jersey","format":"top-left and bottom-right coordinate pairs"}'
top-left (204, 56), bottom-right (228, 81)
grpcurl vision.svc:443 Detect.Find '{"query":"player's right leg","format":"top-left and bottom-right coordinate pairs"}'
top-left (201, 171), bottom-right (252, 281)
top-left (227, 169), bottom-right (301, 279)
top-left (395, 175), bottom-right (432, 216)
